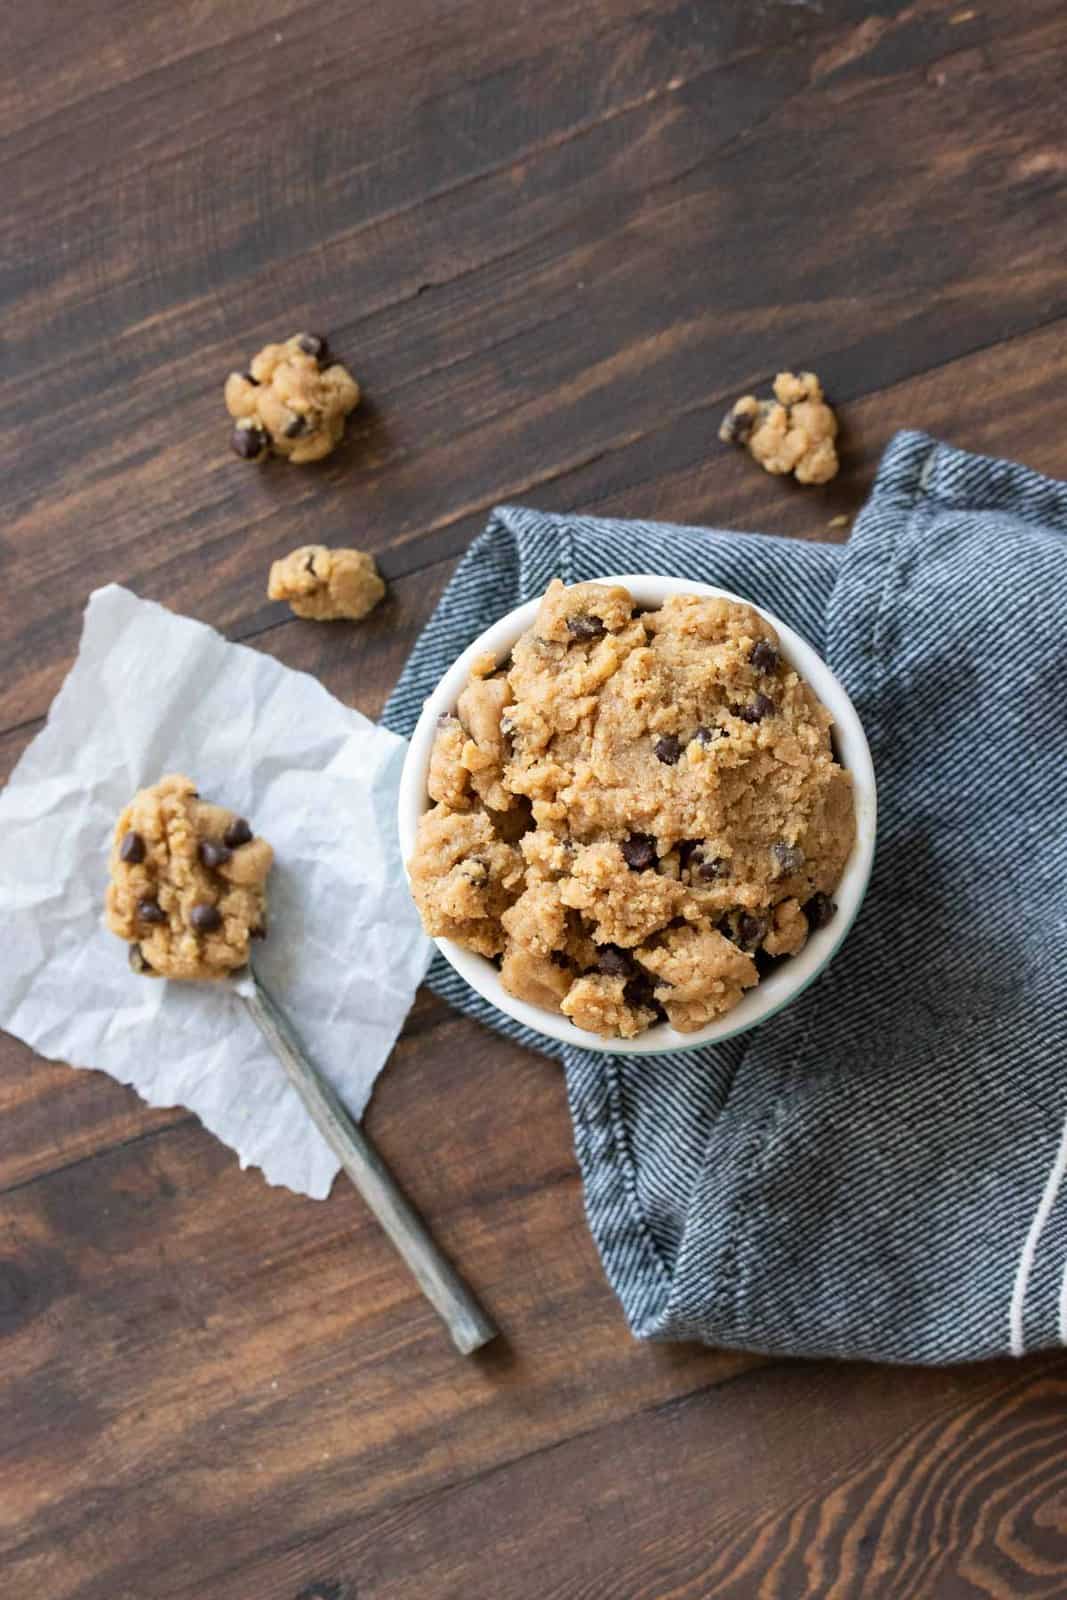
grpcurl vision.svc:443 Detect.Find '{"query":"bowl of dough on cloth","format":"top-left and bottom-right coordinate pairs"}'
top-left (398, 573), bottom-right (877, 1056)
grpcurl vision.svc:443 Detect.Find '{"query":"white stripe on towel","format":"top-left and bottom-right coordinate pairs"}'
top-left (1009, 1103), bottom-right (1067, 1357)
top-left (1056, 1253), bottom-right (1067, 1347)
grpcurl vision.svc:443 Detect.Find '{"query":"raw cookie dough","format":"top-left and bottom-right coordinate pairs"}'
top-left (268, 545), bottom-right (385, 621)
top-left (105, 774), bottom-right (273, 981)
top-left (719, 371), bottom-right (839, 484)
top-left (225, 333), bottom-right (360, 464)
top-left (408, 579), bottom-right (855, 1039)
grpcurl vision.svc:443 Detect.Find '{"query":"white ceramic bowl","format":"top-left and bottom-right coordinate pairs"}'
top-left (398, 573), bottom-right (877, 1056)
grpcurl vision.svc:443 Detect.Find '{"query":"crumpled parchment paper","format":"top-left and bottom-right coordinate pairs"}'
top-left (0, 585), bottom-right (432, 1197)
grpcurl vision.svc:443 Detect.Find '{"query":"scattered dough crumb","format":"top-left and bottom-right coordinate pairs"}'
top-left (225, 333), bottom-right (360, 464)
top-left (268, 546), bottom-right (385, 621)
top-left (720, 371), bottom-right (840, 485)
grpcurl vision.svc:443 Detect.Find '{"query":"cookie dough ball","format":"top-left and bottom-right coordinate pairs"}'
top-left (225, 333), bottom-right (360, 464)
top-left (719, 371), bottom-right (839, 484)
top-left (106, 775), bottom-right (273, 981)
top-left (268, 546), bottom-right (385, 622)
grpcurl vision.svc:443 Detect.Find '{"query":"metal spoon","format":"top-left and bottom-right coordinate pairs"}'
top-left (229, 966), bottom-right (497, 1356)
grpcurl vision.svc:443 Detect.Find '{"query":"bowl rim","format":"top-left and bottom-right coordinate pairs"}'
top-left (397, 571), bottom-right (877, 1056)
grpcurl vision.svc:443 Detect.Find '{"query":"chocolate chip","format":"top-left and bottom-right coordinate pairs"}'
top-left (549, 949), bottom-right (571, 970)
top-left (250, 922), bottom-right (268, 940)
top-left (620, 833), bottom-right (657, 871)
top-left (720, 911), bottom-right (765, 948)
top-left (735, 693), bottom-right (775, 724)
top-left (198, 840), bottom-right (232, 870)
top-left (283, 413), bottom-right (308, 438)
top-left (677, 839), bottom-right (700, 867)
top-left (243, 372), bottom-right (259, 386)
top-left (654, 734), bottom-right (682, 765)
top-left (750, 641), bottom-right (779, 674)
top-left (190, 903), bottom-right (222, 933)
top-left (698, 856), bottom-right (730, 881)
top-left (773, 842), bottom-right (805, 874)
top-left (721, 405), bottom-right (756, 445)
top-left (297, 333), bottom-right (329, 362)
top-left (598, 944), bottom-right (635, 978)
top-left (137, 897), bottom-right (166, 924)
top-left (566, 614), bottom-right (605, 642)
top-left (119, 830), bottom-right (145, 864)
top-left (624, 970), bottom-right (657, 1010)
top-left (804, 892), bottom-right (837, 930)
top-left (231, 423), bottom-right (268, 460)
top-left (754, 948), bottom-right (785, 980)
top-left (695, 725), bottom-right (722, 746)
top-left (223, 818), bottom-right (253, 849)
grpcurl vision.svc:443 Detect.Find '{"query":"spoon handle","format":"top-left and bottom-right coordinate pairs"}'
top-left (241, 971), bottom-right (497, 1356)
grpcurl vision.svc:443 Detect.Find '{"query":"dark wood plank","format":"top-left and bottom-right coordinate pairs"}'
top-left (4, 0), bottom-right (1066, 730)
top-left (176, 1355), bottom-right (1067, 1600)
top-left (0, 995), bottom-right (760, 1600)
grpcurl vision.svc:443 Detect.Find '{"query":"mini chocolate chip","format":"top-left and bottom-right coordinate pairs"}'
top-left (297, 333), bottom-right (329, 361)
top-left (754, 948), bottom-right (786, 980)
top-left (698, 856), bottom-right (730, 881)
top-left (695, 725), bottom-right (722, 746)
top-left (773, 842), bottom-right (805, 874)
top-left (721, 405), bottom-right (756, 446)
top-left (190, 903), bottom-right (222, 933)
top-left (198, 840), bottom-right (232, 870)
top-left (654, 734), bottom-right (682, 765)
top-left (250, 922), bottom-right (268, 940)
top-left (620, 833), bottom-right (657, 871)
top-left (549, 949), bottom-right (571, 970)
top-left (283, 413), bottom-right (308, 438)
top-left (598, 944), bottom-right (635, 978)
top-left (566, 613), bottom-right (606, 642)
top-left (137, 897), bottom-right (166, 924)
top-left (804, 892), bottom-right (837, 930)
top-left (750, 640), bottom-right (779, 674)
top-left (735, 693), bottom-right (776, 724)
top-left (736, 912), bottom-right (768, 949)
top-left (624, 971), bottom-right (657, 1010)
top-left (223, 818), bottom-right (253, 849)
top-left (231, 423), bottom-right (268, 460)
top-left (119, 830), bottom-right (145, 864)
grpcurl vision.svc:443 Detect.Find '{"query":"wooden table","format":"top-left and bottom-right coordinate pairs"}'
top-left (4, 2), bottom-right (1066, 1595)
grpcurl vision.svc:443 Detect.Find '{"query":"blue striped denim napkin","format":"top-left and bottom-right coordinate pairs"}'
top-left (383, 431), bottom-right (1067, 1362)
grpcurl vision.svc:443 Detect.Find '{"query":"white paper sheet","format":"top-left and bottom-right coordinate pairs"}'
top-left (0, 585), bottom-right (432, 1197)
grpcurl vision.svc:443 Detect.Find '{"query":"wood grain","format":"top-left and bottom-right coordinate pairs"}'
top-left (2, 0), bottom-right (1067, 1594)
